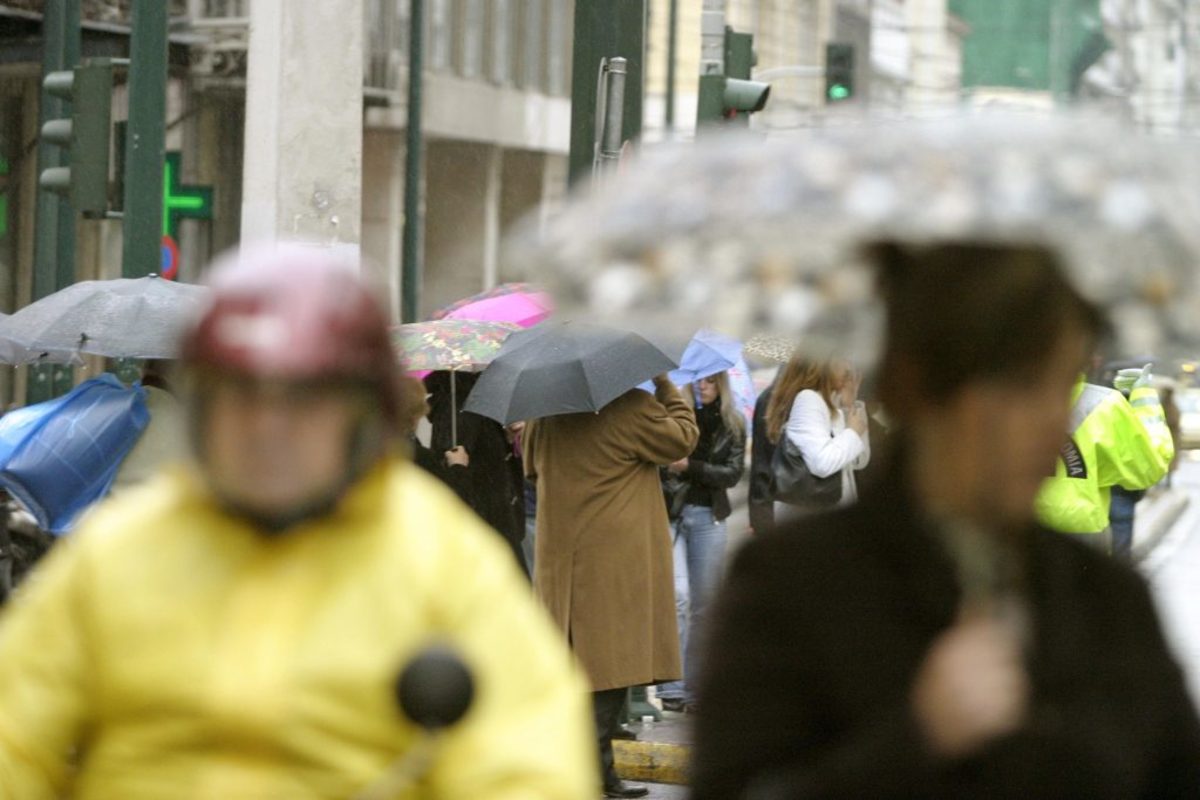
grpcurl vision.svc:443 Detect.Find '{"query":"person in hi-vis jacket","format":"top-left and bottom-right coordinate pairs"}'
top-left (1035, 366), bottom-right (1173, 553)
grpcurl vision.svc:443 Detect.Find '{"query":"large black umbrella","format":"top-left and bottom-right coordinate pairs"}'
top-left (462, 321), bottom-right (679, 424)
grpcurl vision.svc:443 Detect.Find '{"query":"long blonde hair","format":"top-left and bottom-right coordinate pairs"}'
top-left (765, 355), bottom-right (839, 444)
top-left (690, 372), bottom-right (746, 439)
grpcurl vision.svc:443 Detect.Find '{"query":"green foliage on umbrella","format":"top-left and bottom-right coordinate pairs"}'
top-left (392, 319), bottom-right (521, 372)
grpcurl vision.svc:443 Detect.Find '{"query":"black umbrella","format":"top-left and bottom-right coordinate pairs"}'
top-left (462, 321), bottom-right (679, 424)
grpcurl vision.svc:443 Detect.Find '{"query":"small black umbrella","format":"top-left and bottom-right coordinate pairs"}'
top-left (462, 321), bottom-right (679, 424)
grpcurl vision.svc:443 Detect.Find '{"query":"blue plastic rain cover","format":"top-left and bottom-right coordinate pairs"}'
top-left (0, 374), bottom-right (148, 533)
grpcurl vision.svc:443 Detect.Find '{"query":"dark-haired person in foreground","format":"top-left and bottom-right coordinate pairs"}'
top-left (693, 242), bottom-right (1200, 799)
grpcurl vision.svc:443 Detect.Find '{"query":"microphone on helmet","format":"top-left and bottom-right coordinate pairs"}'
top-left (353, 645), bottom-right (475, 800)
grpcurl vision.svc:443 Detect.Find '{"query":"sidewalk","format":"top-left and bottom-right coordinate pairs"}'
top-left (614, 711), bottom-right (692, 786)
top-left (1133, 485), bottom-right (1191, 562)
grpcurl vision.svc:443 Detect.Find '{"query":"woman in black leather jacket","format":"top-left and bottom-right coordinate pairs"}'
top-left (658, 372), bottom-right (746, 713)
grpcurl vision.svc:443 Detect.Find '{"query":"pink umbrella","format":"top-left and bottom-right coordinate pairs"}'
top-left (433, 283), bottom-right (553, 329)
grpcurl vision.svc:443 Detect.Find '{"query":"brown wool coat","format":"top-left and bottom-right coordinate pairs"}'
top-left (524, 382), bottom-right (699, 691)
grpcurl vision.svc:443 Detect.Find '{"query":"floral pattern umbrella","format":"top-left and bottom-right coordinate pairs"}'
top-left (393, 319), bottom-right (523, 445)
top-left (392, 319), bottom-right (521, 373)
top-left (744, 334), bottom-right (797, 366)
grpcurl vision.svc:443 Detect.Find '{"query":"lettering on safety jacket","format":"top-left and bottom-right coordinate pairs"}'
top-left (1060, 438), bottom-right (1087, 479)
top-left (1058, 383), bottom-right (1109, 479)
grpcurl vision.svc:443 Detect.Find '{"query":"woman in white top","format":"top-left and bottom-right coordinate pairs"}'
top-left (765, 355), bottom-right (870, 507)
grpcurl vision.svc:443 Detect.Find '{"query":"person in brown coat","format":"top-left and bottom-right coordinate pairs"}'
top-left (694, 242), bottom-right (1200, 799)
top-left (524, 375), bottom-right (699, 798)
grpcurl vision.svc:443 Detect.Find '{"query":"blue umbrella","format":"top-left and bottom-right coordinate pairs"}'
top-left (640, 329), bottom-right (744, 397)
top-left (636, 331), bottom-right (757, 427)
top-left (724, 356), bottom-right (758, 428)
top-left (670, 329), bottom-right (741, 384)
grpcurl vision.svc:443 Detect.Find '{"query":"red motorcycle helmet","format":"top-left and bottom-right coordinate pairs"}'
top-left (182, 243), bottom-right (402, 424)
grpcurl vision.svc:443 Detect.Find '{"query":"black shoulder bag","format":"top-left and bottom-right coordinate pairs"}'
top-left (770, 433), bottom-right (842, 509)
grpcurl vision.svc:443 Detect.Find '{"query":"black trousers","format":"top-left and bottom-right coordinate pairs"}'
top-left (593, 687), bottom-right (628, 787)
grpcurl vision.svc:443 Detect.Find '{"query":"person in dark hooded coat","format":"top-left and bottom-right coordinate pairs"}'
top-left (424, 371), bottom-right (527, 576)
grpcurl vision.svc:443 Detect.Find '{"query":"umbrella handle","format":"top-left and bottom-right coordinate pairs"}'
top-left (451, 371), bottom-right (457, 449)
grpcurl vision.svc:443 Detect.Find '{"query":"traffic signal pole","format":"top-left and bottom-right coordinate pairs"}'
top-left (30, 0), bottom-right (80, 402)
top-left (402, 0), bottom-right (424, 323)
top-left (121, 0), bottom-right (167, 279)
top-left (567, 0), bottom-right (646, 187)
top-left (696, 26), bottom-right (771, 132)
top-left (33, 0), bottom-right (79, 304)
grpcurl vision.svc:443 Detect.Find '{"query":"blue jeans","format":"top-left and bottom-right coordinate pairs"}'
top-left (522, 515), bottom-right (537, 573)
top-left (658, 504), bottom-right (727, 705)
top-left (1109, 487), bottom-right (1143, 561)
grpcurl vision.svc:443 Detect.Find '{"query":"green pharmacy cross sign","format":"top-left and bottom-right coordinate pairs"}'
top-left (160, 151), bottom-right (213, 280)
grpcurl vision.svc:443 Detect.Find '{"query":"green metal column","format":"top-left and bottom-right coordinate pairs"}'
top-left (567, 0), bottom-right (647, 187)
top-left (31, 0), bottom-right (80, 403)
top-left (121, 0), bottom-right (167, 279)
top-left (402, 0), bottom-right (424, 323)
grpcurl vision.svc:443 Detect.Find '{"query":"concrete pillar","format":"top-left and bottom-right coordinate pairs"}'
top-left (497, 148), bottom-right (544, 283)
top-left (194, 96), bottom-right (243, 269)
top-left (240, 0), bottom-right (364, 251)
top-left (906, 0), bottom-right (953, 114)
top-left (538, 154), bottom-right (569, 241)
top-left (424, 141), bottom-right (505, 315)
top-left (361, 128), bottom-right (405, 320)
top-left (482, 145), bottom-right (502, 290)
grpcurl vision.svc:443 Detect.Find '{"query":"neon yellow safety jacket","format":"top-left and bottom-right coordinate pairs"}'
top-left (1036, 378), bottom-right (1174, 535)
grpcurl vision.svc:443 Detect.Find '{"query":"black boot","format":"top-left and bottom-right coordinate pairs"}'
top-left (611, 724), bottom-right (638, 741)
top-left (603, 778), bottom-right (650, 798)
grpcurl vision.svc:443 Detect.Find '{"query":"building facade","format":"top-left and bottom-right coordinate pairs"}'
top-left (643, 0), bottom-right (966, 139)
top-left (1088, 0), bottom-right (1197, 134)
top-left (0, 0), bottom-right (575, 341)
top-left (190, 0), bottom-right (575, 318)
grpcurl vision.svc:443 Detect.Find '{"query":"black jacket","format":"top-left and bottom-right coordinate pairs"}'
top-left (747, 384), bottom-right (776, 533)
top-left (693, 458), bottom-right (1200, 799)
top-left (662, 417), bottom-right (746, 522)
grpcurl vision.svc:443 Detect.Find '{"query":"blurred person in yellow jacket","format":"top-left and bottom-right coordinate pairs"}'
top-left (0, 245), bottom-right (596, 800)
top-left (1035, 365), bottom-right (1173, 553)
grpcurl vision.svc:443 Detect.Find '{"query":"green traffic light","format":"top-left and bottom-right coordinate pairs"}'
top-left (828, 84), bottom-right (851, 101)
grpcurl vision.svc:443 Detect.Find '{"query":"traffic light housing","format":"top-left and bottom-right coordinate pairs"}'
top-left (825, 43), bottom-right (855, 103)
top-left (39, 58), bottom-right (113, 216)
top-left (697, 27), bottom-right (771, 129)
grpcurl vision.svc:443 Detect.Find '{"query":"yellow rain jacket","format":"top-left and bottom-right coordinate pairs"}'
top-left (0, 460), bottom-right (596, 799)
top-left (1036, 378), bottom-right (1173, 536)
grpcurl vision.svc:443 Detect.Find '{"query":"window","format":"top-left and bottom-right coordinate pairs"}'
top-left (518, 0), bottom-right (545, 91)
top-left (490, 0), bottom-right (513, 85)
top-left (458, 0), bottom-right (485, 78)
top-left (546, 0), bottom-right (569, 96)
top-left (428, 0), bottom-right (453, 72)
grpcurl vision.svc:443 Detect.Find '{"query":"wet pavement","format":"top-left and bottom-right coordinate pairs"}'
top-left (1143, 455), bottom-right (1200, 707)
